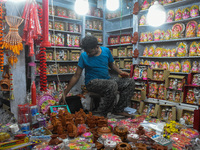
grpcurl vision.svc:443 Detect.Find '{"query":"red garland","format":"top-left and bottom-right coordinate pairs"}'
top-left (37, 4), bottom-right (43, 42)
top-left (39, 47), bottom-right (47, 91)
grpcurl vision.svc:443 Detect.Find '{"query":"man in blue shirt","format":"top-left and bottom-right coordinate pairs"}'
top-left (60, 35), bottom-right (135, 117)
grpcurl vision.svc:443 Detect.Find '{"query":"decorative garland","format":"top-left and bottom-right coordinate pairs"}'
top-left (37, 4), bottom-right (43, 43)
top-left (39, 47), bottom-right (47, 91)
top-left (0, 4), bottom-right (4, 72)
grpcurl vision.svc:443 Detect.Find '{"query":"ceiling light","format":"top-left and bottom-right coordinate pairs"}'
top-left (75, 0), bottom-right (89, 15)
top-left (146, 1), bottom-right (166, 27)
top-left (106, 0), bottom-right (119, 11)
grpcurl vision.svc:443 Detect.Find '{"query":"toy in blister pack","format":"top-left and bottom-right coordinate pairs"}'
top-left (147, 32), bottom-right (153, 41)
top-left (154, 29), bottom-right (161, 41)
top-left (182, 60), bottom-right (191, 73)
top-left (148, 46), bottom-right (155, 57)
top-left (169, 78), bottom-right (174, 89)
top-left (153, 71), bottom-right (159, 79)
top-left (139, 15), bottom-right (146, 26)
top-left (191, 61), bottom-right (199, 73)
top-left (158, 84), bottom-right (165, 99)
top-left (175, 9), bottom-right (182, 21)
top-left (185, 21), bottom-right (198, 38)
top-left (190, 5), bottom-right (199, 18)
top-left (192, 74), bottom-right (198, 85)
top-left (159, 71), bottom-right (164, 80)
top-left (182, 7), bottom-right (190, 19)
top-left (143, 46), bottom-right (148, 56)
top-left (174, 61), bottom-right (181, 72)
top-left (165, 29), bottom-right (171, 40)
top-left (169, 62), bottom-right (175, 72)
top-left (189, 41), bottom-right (198, 56)
top-left (141, 0), bottom-right (149, 10)
top-left (172, 23), bottom-right (185, 39)
top-left (166, 10), bottom-right (174, 22)
top-left (175, 92), bottom-right (181, 102)
top-left (167, 91), bottom-right (174, 101)
top-left (177, 42), bottom-right (187, 57)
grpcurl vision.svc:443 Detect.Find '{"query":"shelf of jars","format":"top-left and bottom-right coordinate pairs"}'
top-left (139, 0), bottom-right (200, 14)
top-left (107, 27), bottom-right (133, 33)
top-left (49, 29), bottom-right (81, 35)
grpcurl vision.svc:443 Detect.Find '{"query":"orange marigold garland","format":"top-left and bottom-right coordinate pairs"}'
top-left (0, 3), bottom-right (4, 71)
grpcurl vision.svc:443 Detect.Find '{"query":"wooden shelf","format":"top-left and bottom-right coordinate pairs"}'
top-left (49, 29), bottom-right (81, 35)
top-left (139, 37), bottom-right (200, 44)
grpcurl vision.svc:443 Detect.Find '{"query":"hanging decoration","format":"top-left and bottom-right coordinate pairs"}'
top-left (2, 16), bottom-right (24, 55)
top-left (0, 3), bottom-right (4, 72)
top-left (9, 66), bottom-right (14, 100)
top-left (39, 47), bottom-right (47, 91)
top-left (22, 0), bottom-right (42, 56)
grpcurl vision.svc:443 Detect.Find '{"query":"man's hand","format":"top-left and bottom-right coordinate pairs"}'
top-left (119, 71), bottom-right (130, 78)
top-left (59, 94), bottom-right (66, 105)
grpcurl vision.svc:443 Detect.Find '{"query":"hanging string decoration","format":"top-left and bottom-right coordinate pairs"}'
top-left (39, 47), bottom-right (47, 92)
top-left (2, 16), bottom-right (24, 55)
top-left (22, 0), bottom-right (42, 56)
top-left (0, 4), bottom-right (4, 72)
top-left (37, 4), bottom-right (43, 43)
top-left (9, 66), bottom-right (14, 100)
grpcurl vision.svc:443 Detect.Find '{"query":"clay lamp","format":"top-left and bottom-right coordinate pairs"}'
top-left (97, 127), bottom-right (111, 136)
top-left (0, 72), bottom-right (10, 91)
top-left (114, 125), bottom-right (128, 142)
top-left (116, 142), bottom-right (132, 150)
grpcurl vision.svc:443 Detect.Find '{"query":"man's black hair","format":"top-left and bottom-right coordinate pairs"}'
top-left (80, 35), bottom-right (98, 52)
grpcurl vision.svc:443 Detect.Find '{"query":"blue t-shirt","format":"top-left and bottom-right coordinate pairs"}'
top-left (78, 46), bottom-right (114, 85)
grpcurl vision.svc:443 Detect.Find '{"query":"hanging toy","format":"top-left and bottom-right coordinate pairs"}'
top-left (2, 16), bottom-right (24, 55)
top-left (39, 47), bottom-right (47, 91)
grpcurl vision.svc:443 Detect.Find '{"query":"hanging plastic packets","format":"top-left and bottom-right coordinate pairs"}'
top-left (22, 0), bottom-right (42, 56)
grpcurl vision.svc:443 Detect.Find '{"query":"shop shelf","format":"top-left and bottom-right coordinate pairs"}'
top-left (85, 15), bottom-right (103, 20)
top-left (121, 69), bottom-right (131, 71)
top-left (185, 84), bottom-right (200, 88)
top-left (113, 56), bottom-right (132, 59)
top-left (107, 27), bottom-right (133, 33)
top-left (170, 72), bottom-right (189, 75)
top-left (47, 46), bottom-right (82, 50)
top-left (139, 0), bottom-right (200, 14)
top-left (106, 43), bottom-right (132, 47)
top-left (167, 88), bottom-right (183, 92)
top-left (140, 56), bottom-right (200, 59)
top-left (85, 28), bottom-right (103, 32)
top-left (139, 37), bottom-right (200, 44)
top-left (49, 15), bottom-right (82, 22)
top-left (49, 29), bottom-right (81, 35)
top-left (35, 60), bottom-right (78, 63)
top-left (150, 79), bottom-right (165, 82)
top-left (106, 14), bottom-right (133, 21)
top-left (139, 16), bottom-right (200, 27)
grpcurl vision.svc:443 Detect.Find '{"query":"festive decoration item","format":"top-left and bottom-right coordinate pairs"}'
top-left (147, 32), bottom-right (153, 41)
top-left (172, 23), bottom-right (185, 39)
top-left (190, 5), bottom-right (199, 18)
top-left (141, 0), bottom-right (149, 10)
top-left (139, 15), bottom-right (146, 26)
top-left (191, 61), bottom-right (198, 73)
top-left (175, 9), bottom-right (182, 21)
top-left (0, 4), bottom-right (4, 72)
top-left (174, 62), bottom-right (181, 72)
top-left (0, 65), bottom-right (10, 91)
top-left (169, 62), bottom-right (175, 72)
top-left (163, 62), bottom-right (169, 70)
top-left (116, 143), bottom-right (131, 150)
top-left (165, 29), bottom-right (171, 40)
top-left (182, 60), bottom-right (191, 73)
top-left (177, 42), bottom-right (187, 57)
top-left (171, 48), bottom-right (176, 57)
top-left (185, 21), bottom-right (197, 38)
top-left (133, 2), bottom-right (139, 15)
top-left (148, 46), bottom-right (154, 56)
top-left (166, 10), bottom-right (174, 22)
top-left (189, 41), bottom-right (198, 56)
top-left (154, 29), bottom-right (161, 41)
top-left (143, 46), bottom-right (148, 56)
top-left (186, 89), bottom-right (195, 104)
top-left (182, 7), bottom-right (190, 19)
top-left (197, 24), bottom-right (200, 37)
top-left (180, 128), bottom-right (199, 139)
top-left (39, 47), bottom-right (47, 91)
top-left (154, 47), bottom-right (162, 57)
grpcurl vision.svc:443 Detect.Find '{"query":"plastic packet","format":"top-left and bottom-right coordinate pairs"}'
top-left (177, 42), bottom-right (187, 57)
top-left (182, 60), bottom-right (191, 73)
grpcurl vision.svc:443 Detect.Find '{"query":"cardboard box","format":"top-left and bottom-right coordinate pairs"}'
top-left (118, 47), bottom-right (127, 57)
top-left (70, 50), bottom-right (80, 61)
top-left (177, 109), bottom-right (194, 121)
top-left (112, 48), bottom-right (118, 57)
top-left (139, 101), bottom-right (158, 117)
top-left (131, 88), bottom-right (146, 101)
top-left (156, 104), bottom-right (176, 121)
top-left (165, 75), bottom-right (185, 89)
top-left (147, 68), bottom-right (170, 81)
